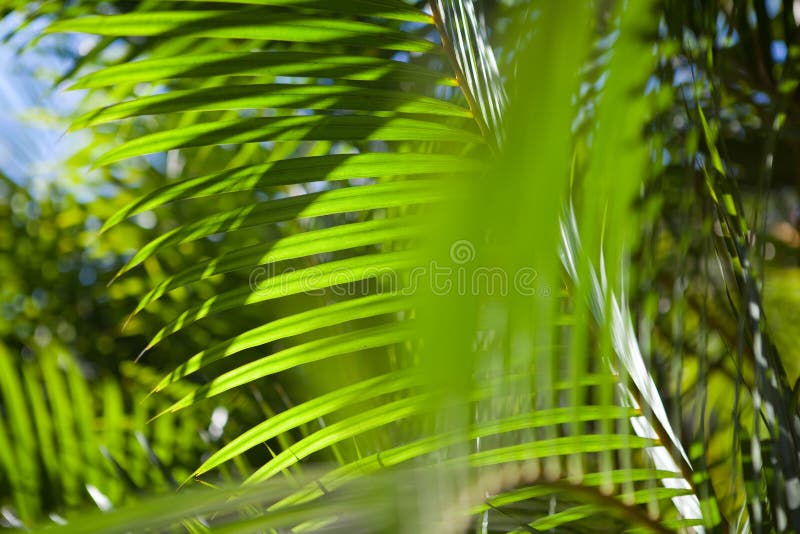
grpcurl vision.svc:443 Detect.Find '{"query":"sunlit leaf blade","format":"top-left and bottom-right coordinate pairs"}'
top-left (116, 180), bottom-right (444, 276)
top-left (102, 153), bottom-right (482, 231)
top-left (146, 250), bottom-right (424, 348)
top-left (192, 368), bottom-right (421, 477)
top-left (477, 469), bottom-right (685, 513)
top-left (73, 84), bottom-right (471, 129)
top-left (171, 0), bottom-right (433, 23)
top-left (47, 10), bottom-right (436, 52)
top-left (249, 395), bottom-right (434, 481)
top-left (248, 404), bottom-right (642, 486)
top-left (70, 52), bottom-right (457, 90)
top-left (526, 487), bottom-right (693, 532)
top-left (95, 115), bottom-right (481, 167)
top-left (466, 436), bottom-right (659, 469)
top-left (162, 321), bottom-right (417, 414)
top-left (270, 403), bottom-right (648, 505)
top-left (152, 293), bottom-right (414, 390)
top-left (134, 217), bottom-right (425, 313)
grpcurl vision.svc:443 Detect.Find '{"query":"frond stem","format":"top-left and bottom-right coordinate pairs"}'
top-left (429, 1), bottom-right (494, 147)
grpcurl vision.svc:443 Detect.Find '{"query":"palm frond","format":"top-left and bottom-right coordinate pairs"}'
top-left (0, 342), bottom-right (216, 527)
top-left (17, 0), bottom-right (799, 532)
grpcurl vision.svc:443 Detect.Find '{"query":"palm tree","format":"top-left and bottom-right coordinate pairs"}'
top-left (1, 0), bottom-right (799, 531)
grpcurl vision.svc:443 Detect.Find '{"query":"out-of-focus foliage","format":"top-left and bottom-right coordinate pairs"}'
top-left (0, 173), bottom-right (275, 526)
top-left (630, 1), bottom-right (800, 528)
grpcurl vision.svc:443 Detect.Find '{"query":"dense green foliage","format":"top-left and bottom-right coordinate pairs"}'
top-left (1, 0), bottom-right (800, 532)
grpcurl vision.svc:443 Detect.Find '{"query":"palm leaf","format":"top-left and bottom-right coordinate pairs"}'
top-left (0, 342), bottom-right (219, 526)
top-left (30, 0), bottom-right (751, 531)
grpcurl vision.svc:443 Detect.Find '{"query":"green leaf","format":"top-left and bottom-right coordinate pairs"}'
top-left (478, 469), bottom-right (684, 512)
top-left (270, 405), bottom-right (642, 505)
top-left (47, 10), bottom-right (436, 52)
top-left (256, 412), bottom-right (641, 486)
top-left (73, 84), bottom-right (471, 129)
top-left (171, 0), bottom-right (433, 23)
top-left (0, 345), bottom-right (38, 522)
top-left (115, 180), bottom-right (444, 276)
top-left (193, 369), bottom-right (421, 478)
top-left (41, 482), bottom-right (329, 534)
top-left (95, 115), bottom-right (481, 166)
top-left (151, 293), bottom-right (414, 390)
top-left (527, 487), bottom-right (694, 531)
top-left (134, 217), bottom-right (425, 313)
top-left (162, 321), bottom-right (417, 414)
top-left (39, 349), bottom-right (82, 507)
top-left (70, 52), bottom-right (456, 90)
top-left (145, 250), bottom-right (423, 348)
top-left (102, 153), bottom-right (481, 231)
top-left (246, 394), bottom-right (432, 484)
